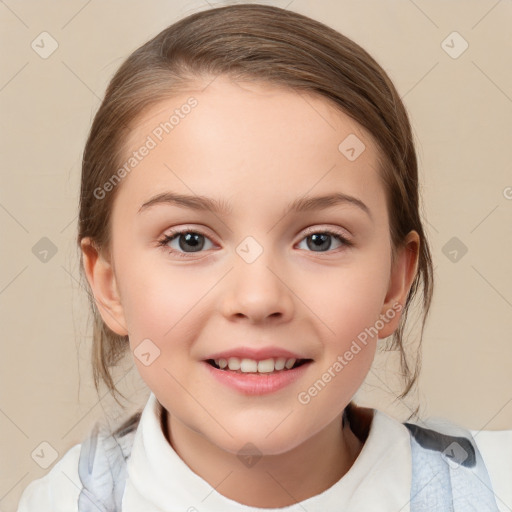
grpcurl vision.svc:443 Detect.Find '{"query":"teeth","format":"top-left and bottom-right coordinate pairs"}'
top-left (285, 358), bottom-right (296, 369)
top-left (257, 359), bottom-right (274, 373)
top-left (240, 359), bottom-right (258, 372)
top-left (214, 357), bottom-right (300, 373)
top-left (227, 357), bottom-right (241, 370)
top-left (274, 357), bottom-right (286, 370)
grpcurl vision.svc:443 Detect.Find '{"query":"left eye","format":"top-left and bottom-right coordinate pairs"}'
top-left (297, 231), bottom-right (350, 252)
top-left (158, 231), bottom-right (215, 253)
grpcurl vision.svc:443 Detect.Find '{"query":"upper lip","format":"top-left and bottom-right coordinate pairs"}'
top-left (204, 347), bottom-right (311, 361)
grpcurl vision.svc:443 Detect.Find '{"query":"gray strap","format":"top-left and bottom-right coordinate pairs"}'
top-left (405, 422), bottom-right (500, 511)
top-left (77, 423), bottom-right (135, 512)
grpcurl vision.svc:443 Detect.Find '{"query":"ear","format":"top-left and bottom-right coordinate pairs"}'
top-left (80, 237), bottom-right (128, 336)
top-left (377, 230), bottom-right (420, 339)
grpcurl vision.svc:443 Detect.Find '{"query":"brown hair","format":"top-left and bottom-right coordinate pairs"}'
top-left (78, 3), bottom-right (433, 421)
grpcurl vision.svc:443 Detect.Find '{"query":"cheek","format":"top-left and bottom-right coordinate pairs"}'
top-left (114, 251), bottom-right (203, 351)
top-left (296, 266), bottom-right (387, 417)
top-left (116, 259), bottom-right (226, 390)
top-left (118, 263), bottom-right (209, 391)
top-left (307, 255), bottom-right (391, 344)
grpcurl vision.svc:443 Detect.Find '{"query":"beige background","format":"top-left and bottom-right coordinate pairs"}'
top-left (1, 0), bottom-right (511, 509)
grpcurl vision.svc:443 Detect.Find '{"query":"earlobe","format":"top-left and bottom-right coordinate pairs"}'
top-left (378, 231), bottom-right (420, 339)
top-left (80, 237), bottom-right (129, 336)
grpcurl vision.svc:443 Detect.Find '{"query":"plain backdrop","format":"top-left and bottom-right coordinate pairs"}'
top-left (1, 0), bottom-right (511, 510)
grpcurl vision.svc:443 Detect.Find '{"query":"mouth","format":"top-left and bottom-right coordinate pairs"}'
top-left (203, 356), bottom-right (314, 395)
top-left (205, 357), bottom-right (313, 374)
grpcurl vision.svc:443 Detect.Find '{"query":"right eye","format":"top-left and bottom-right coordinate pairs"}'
top-left (157, 229), bottom-right (216, 257)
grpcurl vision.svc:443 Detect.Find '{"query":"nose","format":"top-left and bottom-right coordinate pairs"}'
top-left (220, 252), bottom-right (295, 325)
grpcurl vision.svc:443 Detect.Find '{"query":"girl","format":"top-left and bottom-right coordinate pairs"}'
top-left (17, 3), bottom-right (510, 511)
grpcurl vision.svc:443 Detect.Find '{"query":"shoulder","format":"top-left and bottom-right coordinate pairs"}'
top-left (470, 428), bottom-right (512, 512)
top-left (403, 416), bottom-right (511, 512)
top-left (17, 443), bottom-right (82, 512)
top-left (16, 411), bottom-right (141, 512)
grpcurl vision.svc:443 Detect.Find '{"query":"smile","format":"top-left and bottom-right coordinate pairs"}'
top-left (203, 358), bottom-right (313, 395)
top-left (207, 357), bottom-right (311, 373)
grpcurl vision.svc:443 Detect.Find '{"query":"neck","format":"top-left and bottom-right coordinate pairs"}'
top-left (162, 406), bottom-right (366, 508)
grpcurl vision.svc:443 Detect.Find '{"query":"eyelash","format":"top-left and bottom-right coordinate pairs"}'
top-left (156, 227), bottom-right (353, 259)
top-left (156, 229), bottom-right (215, 259)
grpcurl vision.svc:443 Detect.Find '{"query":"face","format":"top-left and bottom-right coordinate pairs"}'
top-left (85, 75), bottom-right (417, 456)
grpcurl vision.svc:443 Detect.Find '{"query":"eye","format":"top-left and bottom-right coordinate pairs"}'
top-left (157, 229), bottom-right (215, 257)
top-left (297, 229), bottom-right (353, 252)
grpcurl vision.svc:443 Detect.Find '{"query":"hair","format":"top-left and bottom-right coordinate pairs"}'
top-left (77, 3), bottom-right (434, 422)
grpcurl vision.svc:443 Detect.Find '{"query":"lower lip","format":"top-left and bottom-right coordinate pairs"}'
top-left (203, 361), bottom-right (312, 395)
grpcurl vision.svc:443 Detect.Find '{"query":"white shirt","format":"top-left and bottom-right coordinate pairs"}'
top-left (17, 392), bottom-right (512, 511)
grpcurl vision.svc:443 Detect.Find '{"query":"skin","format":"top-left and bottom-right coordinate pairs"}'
top-left (81, 75), bottom-right (419, 507)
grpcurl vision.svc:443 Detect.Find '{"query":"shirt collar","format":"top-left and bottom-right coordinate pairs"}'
top-left (123, 392), bottom-right (412, 512)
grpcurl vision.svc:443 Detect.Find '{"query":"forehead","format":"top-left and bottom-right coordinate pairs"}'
top-left (114, 76), bottom-right (384, 215)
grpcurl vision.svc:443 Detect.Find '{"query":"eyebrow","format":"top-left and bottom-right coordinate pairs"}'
top-left (138, 192), bottom-right (233, 215)
top-left (137, 191), bottom-right (372, 220)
